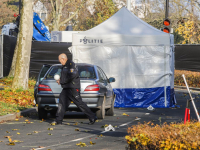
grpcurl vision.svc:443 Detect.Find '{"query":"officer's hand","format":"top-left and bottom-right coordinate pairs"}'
top-left (56, 79), bottom-right (60, 85)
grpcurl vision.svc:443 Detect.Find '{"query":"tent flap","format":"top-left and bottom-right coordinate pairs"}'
top-left (114, 86), bottom-right (172, 108)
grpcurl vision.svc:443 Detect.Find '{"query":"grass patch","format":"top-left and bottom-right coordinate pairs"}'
top-left (0, 77), bottom-right (36, 116)
top-left (0, 101), bottom-right (32, 116)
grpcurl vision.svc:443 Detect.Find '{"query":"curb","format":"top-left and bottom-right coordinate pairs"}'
top-left (0, 107), bottom-right (37, 123)
top-left (174, 85), bottom-right (200, 91)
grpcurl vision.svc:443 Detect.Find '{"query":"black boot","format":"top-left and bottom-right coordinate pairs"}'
top-left (88, 116), bottom-right (98, 125)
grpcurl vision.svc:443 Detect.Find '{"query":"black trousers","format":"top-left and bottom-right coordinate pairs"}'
top-left (55, 88), bottom-right (96, 123)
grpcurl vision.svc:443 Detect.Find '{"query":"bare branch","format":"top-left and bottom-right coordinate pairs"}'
top-left (50, 0), bottom-right (55, 12)
top-left (64, 1), bottom-right (71, 7)
top-left (59, 0), bottom-right (86, 26)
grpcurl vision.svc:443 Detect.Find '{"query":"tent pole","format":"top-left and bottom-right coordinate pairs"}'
top-left (127, 0), bottom-right (131, 11)
top-left (164, 46), bottom-right (167, 107)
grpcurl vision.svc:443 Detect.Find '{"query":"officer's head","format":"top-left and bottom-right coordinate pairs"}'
top-left (58, 53), bottom-right (68, 65)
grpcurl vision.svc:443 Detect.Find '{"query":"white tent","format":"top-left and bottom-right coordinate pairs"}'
top-left (70, 7), bottom-right (175, 108)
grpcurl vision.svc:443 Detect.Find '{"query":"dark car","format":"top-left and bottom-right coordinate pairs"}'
top-left (34, 63), bottom-right (116, 119)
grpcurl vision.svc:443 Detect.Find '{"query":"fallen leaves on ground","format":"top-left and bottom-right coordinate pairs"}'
top-left (38, 146), bottom-right (45, 148)
top-left (73, 122), bottom-right (78, 125)
top-left (95, 120), bottom-right (102, 122)
top-left (48, 133), bottom-right (53, 135)
top-left (7, 142), bottom-right (15, 145)
top-left (48, 128), bottom-right (53, 131)
top-left (5, 136), bottom-right (23, 145)
top-left (4, 136), bottom-right (12, 138)
top-left (13, 140), bottom-right (23, 143)
top-left (76, 142), bottom-right (87, 147)
top-left (24, 121), bottom-right (33, 124)
top-left (101, 124), bottom-right (109, 128)
top-left (65, 123), bottom-right (70, 125)
top-left (122, 113), bottom-right (129, 116)
top-left (8, 137), bottom-right (12, 142)
top-left (12, 129), bottom-right (19, 131)
top-left (17, 132), bottom-right (20, 135)
top-left (33, 131), bottom-right (39, 133)
top-left (27, 133), bottom-right (32, 135)
top-left (75, 128), bottom-right (80, 131)
top-left (98, 134), bottom-right (104, 137)
top-left (50, 123), bottom-right (56, 126)
top-left (90, 141), bottom-right (96, 145)
top-left (6, 131), bottom-right (10, 133)
top-left (15, 119), bottom-right (19, 121)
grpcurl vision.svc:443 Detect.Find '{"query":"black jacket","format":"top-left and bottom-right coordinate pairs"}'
top-left (60, 59), bottom-right (80, 89)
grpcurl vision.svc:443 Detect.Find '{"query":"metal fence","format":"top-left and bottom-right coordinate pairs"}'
top-left (0, 35), bottom-right (3, 78)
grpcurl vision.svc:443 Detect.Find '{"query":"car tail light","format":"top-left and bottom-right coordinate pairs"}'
top-left (84, 84), bottom-right (100, 91)
top-left (38, 84), bottom-right (52, 91)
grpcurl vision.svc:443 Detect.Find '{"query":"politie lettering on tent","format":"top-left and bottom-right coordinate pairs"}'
top-left (70, 7), bottom-right (176, 108)
top-left (33, 12), bottom-right (51, 41)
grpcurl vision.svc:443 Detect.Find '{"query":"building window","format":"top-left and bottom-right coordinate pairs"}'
top-left (41, 13), bottom-right (47, 21)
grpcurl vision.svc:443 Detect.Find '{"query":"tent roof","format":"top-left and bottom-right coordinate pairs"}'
top-left (72, 7), bottom-right (170, 46)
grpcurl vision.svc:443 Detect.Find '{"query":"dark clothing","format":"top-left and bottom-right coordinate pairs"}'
top-left (60, 59), bottom-right (80, 89)
top-left (55, 88), bottom-right (96, 123)
top-left (56, 59), bottom-right (96, 123)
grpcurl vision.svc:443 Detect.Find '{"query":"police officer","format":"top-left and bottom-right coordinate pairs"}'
top-left (52, 53), bottom-right (97, 125)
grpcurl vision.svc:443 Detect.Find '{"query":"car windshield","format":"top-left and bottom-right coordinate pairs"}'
top-left (45, 65), bottom-right (96, 79)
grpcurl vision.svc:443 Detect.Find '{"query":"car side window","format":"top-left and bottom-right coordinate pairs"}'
top-left (99, 67), bottom-right (109, 82)
top-left (46, 66), bottom-right (62, 79)
top-left (97, 67), bottom-right (104, 82)
top-left (39, 66), bottom-right (51, 82)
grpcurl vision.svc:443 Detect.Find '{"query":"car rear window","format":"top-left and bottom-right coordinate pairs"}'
top-left (45, 65), bottom-right (96, 79)
top-left (78, 66), bottom-right (96, 79)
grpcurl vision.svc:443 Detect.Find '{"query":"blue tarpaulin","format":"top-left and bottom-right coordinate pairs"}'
top-left (33, 12), bottom-right (51, 41)
top-left (33, 26), bottom-right (49, 41)
top-left (113, 87), bottom-right (174, 108)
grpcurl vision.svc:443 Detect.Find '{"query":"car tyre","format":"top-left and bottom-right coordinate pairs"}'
top-left (96, 96), bottom-right (105, 119)
top-left (38, 107), bottom-right (47, 119)
top-left (106, 94), bottom-right (115, 116)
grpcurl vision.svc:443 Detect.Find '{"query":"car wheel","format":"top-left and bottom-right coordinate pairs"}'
top-left (106, 94), bottom-right (115, 116)
top-left (38, 107), bottom-right (47, 119)
top-left (96, 96), bottom-right (105, 119)
top-left (50, 110), bottom-right (57, 117)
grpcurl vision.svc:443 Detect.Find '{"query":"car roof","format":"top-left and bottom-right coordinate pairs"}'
top-left (51, 63), bottom-right (95, 67)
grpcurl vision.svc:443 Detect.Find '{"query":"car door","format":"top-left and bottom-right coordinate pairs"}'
top-left (97, 67), bottom-right (111, 106)
top-left (34, 64), bottom-right (51, 103)
top-left (41, 65), bottom-right (62, 94)
top-left (98, 67), bottom-right (113, 105)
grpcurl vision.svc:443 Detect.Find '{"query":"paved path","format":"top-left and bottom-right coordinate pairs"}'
top-left (0, 89), bottom-right (200, 150)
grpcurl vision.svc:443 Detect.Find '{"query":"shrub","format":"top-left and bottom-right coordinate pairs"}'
top-left (126, 121), bottom-right (200, 150)
top-left (174, 70), bottom-right (200, 87)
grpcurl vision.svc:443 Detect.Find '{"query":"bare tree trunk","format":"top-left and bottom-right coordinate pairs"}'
top-left (12, 0), bottom-right (33, 90)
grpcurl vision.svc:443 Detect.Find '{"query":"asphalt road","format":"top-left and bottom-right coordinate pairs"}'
top-left (1, 89), bottom-right (200, 150)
